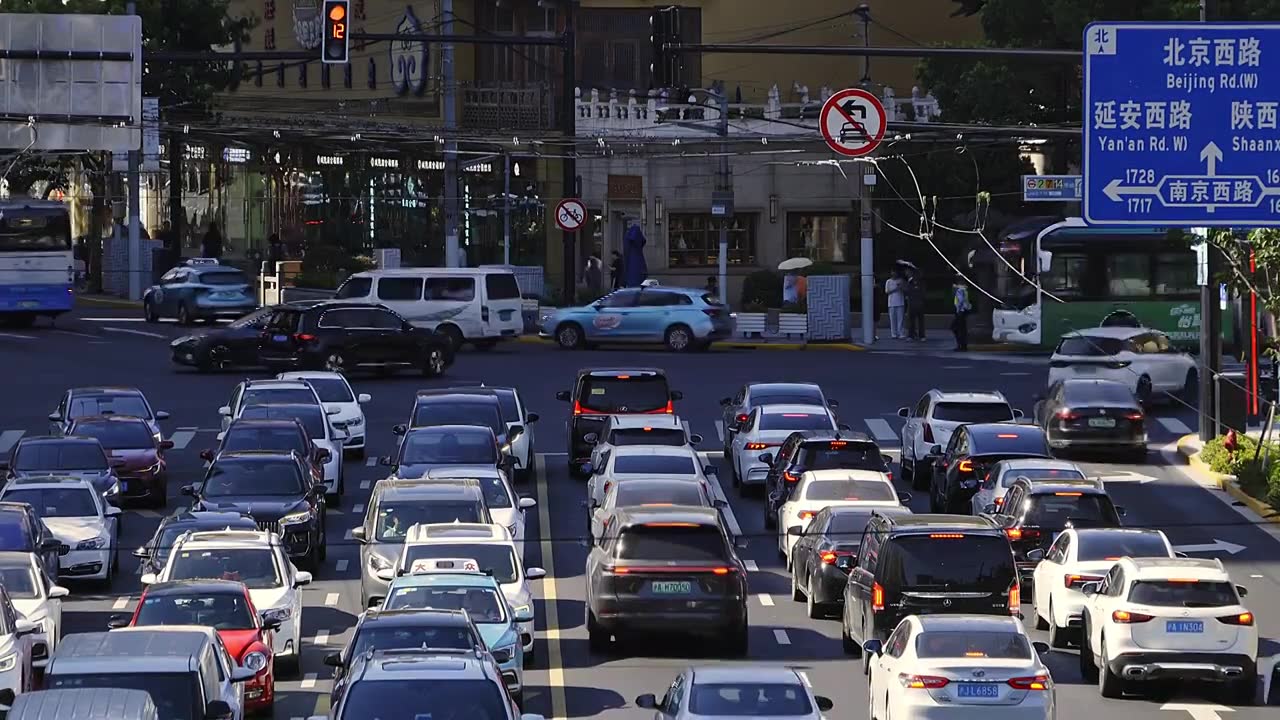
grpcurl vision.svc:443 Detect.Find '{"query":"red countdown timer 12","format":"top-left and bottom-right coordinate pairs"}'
top-left (328, 2), bottom-right (346, 40)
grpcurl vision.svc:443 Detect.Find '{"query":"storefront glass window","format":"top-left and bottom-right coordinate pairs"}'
top-left (786, 212), bottom-right (850, 263)
top-left (668, 213), bottom-right (757, 268)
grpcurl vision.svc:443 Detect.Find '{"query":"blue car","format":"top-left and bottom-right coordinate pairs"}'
top-left (143, 258), bottom-right (257, 325)
top-left (540, 285), bottom-right (733, 351)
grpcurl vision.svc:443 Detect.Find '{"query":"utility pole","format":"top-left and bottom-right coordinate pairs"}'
top-left (715, 84), bottom-right (730, 306)
top-left (503, 152), bottom-right (512, 266)
top-left (854, 3), bottom-right (872, 86)
top-left (442, 0), bottom-right (461, 267)
top-left (126, 1), bottom-right (142, 299)
top-left (164, 0), bottom-right (183, 257)
top-left (859, 169), bottom-right (875, 345)
top-left (560, 2), bottom-right (577, 305)
top-left (1199, 0), bottom-right (1222, 441)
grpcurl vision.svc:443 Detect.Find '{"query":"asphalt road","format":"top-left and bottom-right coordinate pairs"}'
top-left (1, 308), bottom-right (1277, 720)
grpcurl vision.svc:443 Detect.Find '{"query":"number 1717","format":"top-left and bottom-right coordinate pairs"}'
top-left (1127, 197), bottom-right (1152, 213)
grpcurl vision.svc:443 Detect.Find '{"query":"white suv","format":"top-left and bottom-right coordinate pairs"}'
top-left (277, 371), bottom-right (371, 458)
top-left (1047, 328), bottom-right (1197, 404)
top-left (0, 477), bottom-right (120, 583)
top-left (897, 390), bottom-right (1021, 490)
top-left (1078, 557), bottom-right (1257, 703)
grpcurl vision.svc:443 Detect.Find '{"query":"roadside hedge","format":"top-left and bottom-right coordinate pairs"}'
top-left (1199, 434), bottom-right (1280, 506)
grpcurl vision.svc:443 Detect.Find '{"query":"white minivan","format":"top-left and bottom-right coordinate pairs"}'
top-left (334, 268), bottom-right (524, 352)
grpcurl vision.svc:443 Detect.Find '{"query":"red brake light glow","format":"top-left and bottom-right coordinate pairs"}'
top-left (781, 414), bottom-right (811, 418)
top-left (958, 459), bottom-right (974, 472)
top-left (872, 582), bottom-right (885, 611)
top-left (1126, 412), bottom-right (1144, 421)
top-left (1008, 676), bottom-right (1049, 690)
top-left (1009, 583), bottom-right (1021, 615)
top-left (1218, 612), bottom-right (1254, 626)
top-left (1112, 610), bottom-right (1154, 623)
top-left (1064, 573), bottom-right (1103, 589)
top-left (1054, 492), bottom-right (1083, 496)
top-left (899, 674), bottom-right (948, 689)
top-left (615, 375), bottom-right (631, 379)
top-left (829, 441), bottom-right (846, 448)
top-left (294, 333), bottom-right (316, 342)
top-left (997, 433), bottom-right (1019, 439)
top-left (783, 471), bottom-right (799, 483)
top-left (745, 442), bottom-right (770, 450)
top-left (1057, 408), bottom-right (1079, 420)
top-left (735, 413), bottom-right (748, 423)
top-left (644, 522), bottom-right (700, 528)
top-left (798, 511), bottom-right (816, 520)
top-left (711, 567), bottom-right (732, 575)
top-left (929, 533), bottom-right (964, 539)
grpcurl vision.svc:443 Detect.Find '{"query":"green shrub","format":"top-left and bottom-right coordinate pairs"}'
top-left (741, 269), bottom-right (783, 309)
top-left (1200, 435), bottom-right (1280, 506)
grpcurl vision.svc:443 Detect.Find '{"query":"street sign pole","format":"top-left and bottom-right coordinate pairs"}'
top-left (1200, 0), bottom-right (1223, 441)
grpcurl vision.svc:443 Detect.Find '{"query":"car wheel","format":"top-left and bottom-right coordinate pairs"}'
top-left (763, 506), bottom-right (776, 530)
top-left (1078, 619), bottom-right (1099, 681)
top-left (1227, 674), bottom-right (1257, 706)
top-left (1098, 636), bottom-right (1127, 698)
top-left (324, 351), bottom-right (347, 374)
top-left (841, 616), bottom-right (861, 656)
top-left (791, 569), bottom-right (804, 601)
top-left (198, 343), bottom-right (231, 372)
top-left (664, 324), bottom-right (694, 352)
top-left (806, 575), bottom-right (823, 619)
top-left (1135, 375), bottom-right (1153, 405)
top-left (422, 347), bottom-right (446, 377)
top-left (555, 322), bottom-right (585, 350)
top-left (586, 609), bottom-right (609, 653)
top-left (434, 324), bottom-right (464, 354)
top-left (1035, 602), bottom-right (1050, 631)
top-left (177, 303), bottom-right (194, 326)
top-left (143, 299), bottom-right (159, 323)
top-left (1048, 602), bottom-right (1070, 649)
top-left (900, 454), bottom-right (915, 484)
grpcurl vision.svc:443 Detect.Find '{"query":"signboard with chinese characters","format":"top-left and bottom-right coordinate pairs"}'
top-left (1084, 23), bottom-right (1280, 226)
top-left (1023, 175), bottom-right (1082, 202)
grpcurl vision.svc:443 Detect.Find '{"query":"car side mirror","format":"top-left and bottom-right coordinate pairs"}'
top-left (379, 456), bottom-right (394, 466)
top-left (635, 694), bottom-right (658, 709)
top-left (15, 619), bottom-right (38, 637)
top-left (719, 397), bottom-right (732, 407)
top-left (896, 406), bottom-right (910, 418)
top-left (47, 412), bottom-right (61, 422)
top-left (1013, 409), bottom-right (1025, 418)
top-left (325, 405), bottom-right (341, 416)
top-left (49, 585), bottom-right (69, 599)
top-left (1236, 585), bottom-right (1248, 597)
top-left (358, 393), bottom-right (372, 404)
top-left (180, 484), bottom-right (195, 496)
top-left (315, 449), bottom-right (332, 464)
top-left (757, 452), bottom-right (773, 465)
top-left (837, 423), bottom-right (853, 431)
top-left (863, 639), bottom-right (884, 656)
top-left (262, 617), bottom-right (282, 631)
top-left (140, 572), bottom-right (157, 585)
top-left (1080, 581), bottom-right (1100, 596)
top-left (527, 412), bottom-right (540, 424)
top-left (929, 444), bottom-right (942, 456)
top-left (376, 568), bottom-right (396, 581)
top-left (689, 433), bottom-right (704, 444)
top-left (983, 503), bottom-right (998, 514)
top-left (351, 527), bottom-right (367, 542)
top-left (294, 571), bottom-right (313, 586)
top-left (105, 506), bottom-right (122, 516)
top-left (1115, 506), bottom-right (1127, 517)
top-left (206, 698), bottom-right (237, 718)
top-left (555, 390), bottom-right (571, 402)
top-left (583, 433), bottom-right (599, 445)
top-left (158, 439), bottom-right (175, 450)
top-left (217, 406), bottom-right (231, 417)
top-left (882, 454), bottom-right (894, 466)
top-left (1025, 548), bottom-right (1045, 562)
top-left (734, 537), bottom-right (749, 550)
top-left (508, 425), bottom-right (525, 440)
top-left (39, 538), bottom-right (61, 552)
top-left (323, 651), bottom-right (343, 667)
top-left (107, 615), bottom-right (128, 629)
top-left (526, 567), bottom-right (546, 580)
top-left (518, 497), bottom-right (537, 509)
top-left (703, 465), bottom-right (717, 475)
top-left (1032, 641), bottom-right (1050, 654)
top-left (392, 424), bottom-right (407, 436)
top-left (670, 391), bottom-right (683, 401)
top-left (787, 525), bottom-right (803, 536)
top-left (897, 492), bottom-right (912, 505)
top-left (1175, 551), bottom-right (1189, 558)
top-left (827, 399), bottom-right (840, 409)
top-left (156, 411), bottom-right (171, 420)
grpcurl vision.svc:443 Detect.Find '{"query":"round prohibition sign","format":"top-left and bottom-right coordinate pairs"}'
top-left (819, 88), bottom-right (887, 157)
top-left (555, 198), bottom-right (587, 232)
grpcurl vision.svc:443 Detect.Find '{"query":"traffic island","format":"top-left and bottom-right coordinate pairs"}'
top-left (1176, 433), bottom-right (1280, 524)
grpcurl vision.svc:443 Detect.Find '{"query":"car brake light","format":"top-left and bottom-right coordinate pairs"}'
top-left (745, 442), bottom-right (770, 450)
top-left (899, 674), bottom-right (948, 689)
top-left (1007, 676), bottom-right (1049, 690)
top-left (996, 433), bottom-right (1019, 439)
top-left (798, 511), bottom-right (816, 520)
top-left (958, 459), bottom-right (974, 473)
top-left (615, 375), bottom-right (630, 379)
top-left (1217, 612), bottom-right (1254, 626)
top-left (1064, 573), bottom-right (1103, 589)
top-left (929, 533), bottom-right (963, 539)
top-left (644, 522), bottom-right (699, 527)
top-left (1005, 527), bottom-right (1040, 541)
top-left (872, 582), bottom-right (885, 612)
top-left (664, 400), bottom-right (674, 414)
top-left (829, 440), bottom-right (846, 448)
top-left (735, 413), bottom-right (748, 423)
top-left (922, 423), bottom-right (934, 443)
top-left (711, 567), bottom-right (733, 575)
top-left (1009, 583), bottom-right (1021, 615)
top-left (993, 497), bottom-right (1004, 507)
top-left (782, 414), bottom-right (811, 418)
top-left (783, 471), bottom-right (799, 483)
top-left (1057, 408), bottom-right (1079, 420)
top-left (1126, 411), bottom-right (1144, 421)
top-left (1112, 610), bottom-right (1154, 623)
top-left (602, 565), bottom-right (629, 575)
top-left (294, 333), bottom-right (316, 342)
top-left (820, 551), bottom-right (849, 564)
top-left (1054, 492), bottom-right (1083, 496)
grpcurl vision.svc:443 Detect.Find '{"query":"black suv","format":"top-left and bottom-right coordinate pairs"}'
top-left (0, 501), bottom-right (66, 580)
top-left (981, 477), bottom-right (1125, 577)
top-left (585, 505), bottom-right (747, 656)
top-left (256, 301), bottom-right (454, 376)
top-left (929, 422), bottom-right (1051, 514)
top-left (132, 509), bottom-right (258, 576)
top-left (556, 368), bottom-right (682, 476)
top-left (758, 431), bottom-right (894, 529)
top-left (841, 513), bottom-right (1019, 653)
top-left (181, 450), bottom-right (327, 569)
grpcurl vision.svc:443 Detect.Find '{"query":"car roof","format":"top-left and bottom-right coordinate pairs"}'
top-left (916, 614), bottom-right (1023, 633)
top-left (227, 418), bottom-right (303, 430)
top-left (380, 480), bottom-right (484, 501)
top-left (1016, 478), bottom-right (1106, 494)
top-left (930, 390), bottom-right (1009, 402)
top-left (0, 502), bottom-right (33, 516)
top-left (1069, 527), bottom-right (1166, 541)
top-left (0, 551), bottom-right (35, 568)
top-left (793, 431), bottom-right (875, 444)
top-left (68, 415), bottom-right (149, 426)
top-left (614, 505), bottom-right (722, 527)
top-left (145, 579), bottom-right (247, 597)
top-left (17, 435), bottom-right (101, 446)
top-left (578, 368), bottom-right (666, 379)
top-left (607, 415), bottom-right (683, 430)
top-left (8, 687), bottom-right (157, 718)
top-left (68, 387), bottom-right (144, 397)
top-left (424, 467), bottom-right (504, 481)
top-left (611, 445), bottom-right (698, 457)
top-left (390, 571), bottom-right (498, 589)
top-left (964, 423), bottom-right (1044, 440)
top-left (356, 267), bottom-right (511, 276)
top-left (690, 665), bottom-right (804, 684)
top-left (414, 389), bottom-right (500, 402)
top-left (747, 382), bottom-right (823, 394)
top-left (214, 450), bottom-right (300, 462)
top-left (361, 608), bottom-right (474, 628)
top-left (801, 469), bottom-right (891, 482)
top-left (759, 403), bottom-right (831, 415)
top-left (51, 628), bottom-right (212, 672)
top-left (1062, 326), bottom-right (1148, 340)
top-left (996, 458), bottom-right (1082, 471)
top-left (301, 300), bottom-right (393, 311)
top-left (407, 523), bottom-right (510, 542)
top-left (277, 371), bottom-right (346, 381)
top-left (177, 529), bottom-right (276, 549)
top-left (163, 510), bottom-right (257, 527)
top-left (405, 424), bottom-right (496, 436)
top-left (352, 650), bottom-right (493, 683)
top-left (242, 378), bottom-right (314, 388)
top-left (3, 476), bottom-right (97, 490)
top-left (1120, 556), bottom-right (1228, 579)
top-left (877, 513), bottom-right (999, 534)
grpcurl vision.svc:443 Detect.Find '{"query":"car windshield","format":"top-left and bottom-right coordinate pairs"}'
top-left (932, 402), bottom-right (1014, 423)
top-left (351, 624), bottom-right (477, 657)
top-left (1026, 494), bottom-right (1118, 529)
top-left (615, 482), bottom-right (704, 507)
top-left (411, 401), bottom-right (504, 437)
top-left (135, 592), bottom-right (255, 630)
top-left (998, 467), bottom-right (1085, 488)
top-left (688, 682), bottom-right (813, 716)
top-left (1076, 533), bottom-right (1170, 561)
top-left (400, 431), bottom-right (497, 466)
top-left (47, 673), bottom-right (201, 720)
top-left (1057, 335), bottom-right (1126, 356)
top-left (760, 412), bottom-right (833, 431)
top-left (376, 501), bottom-right (485, 541)
top-left (1, 487), bottom-right (97, 518)
top-left (1127, 580), bottom-right (1238, 607)
top-left (578, 375), bottom-right (670, 413)
top-left (383, 586), bottom-right (505, 623)
top-left (240, 405), bottom-right (327, 439)
top-left (612, 455), bottom-right (696, 475)
top-left (228, 308), bottom-right (271, 329)
top-left (1065, 381), bottom-right (1138, 405)
top-left (68, 394), bottom-right (150, 420)
top-left (753, 387), bottom-right (825, 406)
top-left (803, 479), bottom-right (896, 502)
top-left (305, 378), bottom-right (355, 403)
top-left (797, 442), bottom-right (885, 471)
top-left (493, 392), bottom-right (520, 423)
top-left (15, 443), bottom-right (106, 471)
top-left (223, 426), bottom-right (307, 455)
top-left (915, 631), bottom-right (1032, 659)
top-left (403, 544), bottom-right (518, 584)
top-left (617, 524), bottom-right (726, 562)
top-left (609, 428), bottom-right (686, 446)
top-left (884, 535), bottom-right (1016, 590)
top-left (0, 567), bottom-right (37, 598)
top-left (338, 679), bottom-right (508, 720)
top-left (169, 548), bottom-right (282, 589)
top-left (204, 459), bottom-right (304, 497)
top-left (242, 388), bottom-right (317, 408)
top-left (70, 421), bottom-right (153, 450)
top-left (199, 270), bottom-right (248, 286)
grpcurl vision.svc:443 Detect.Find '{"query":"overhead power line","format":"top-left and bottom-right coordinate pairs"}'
top-left (668, 43), bottom-right (1081, 61)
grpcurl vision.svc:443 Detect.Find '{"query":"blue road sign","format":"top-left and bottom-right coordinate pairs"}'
top-left (1084, 22), bottom-right (1280, 227)
top-left (1023, 175), bottom-right (1082, 202)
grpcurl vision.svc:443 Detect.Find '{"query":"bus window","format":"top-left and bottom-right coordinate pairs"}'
top-left (1042, 254), bottom-right (1087, 297)
top-left (1155, 253), bottom-right (1197, 294)
top-left (1107, 254), bottom-right (1152, 297)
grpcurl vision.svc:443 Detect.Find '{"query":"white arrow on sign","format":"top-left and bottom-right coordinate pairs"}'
top-left (1172, 539), bottom-right (1246, 555)
top-left (1200, 141), bottom-right (1223, 176)
top-left (1098, 471), bottom-right (1159, 485)
top-left (1103, 178), bottom-right (1161, 202)
top-left (1161, 701), bottom-right (1234, 720)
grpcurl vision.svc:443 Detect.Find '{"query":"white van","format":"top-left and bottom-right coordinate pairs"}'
top-left (334, 268), bottom-right (524, 352)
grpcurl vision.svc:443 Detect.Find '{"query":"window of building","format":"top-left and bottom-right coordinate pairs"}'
top-left (578, 7), bottom-right (700, 91)
top-left (786, 213), bottom-right (851, 263)
top-left (668, 213), bottom-right (757, 268)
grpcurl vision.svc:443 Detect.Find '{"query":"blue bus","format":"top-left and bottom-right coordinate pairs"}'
top-left (0, 200), bottom-right (74, 327)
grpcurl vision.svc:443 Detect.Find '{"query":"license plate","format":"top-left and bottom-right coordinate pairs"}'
top-left (650, 580), bottom-right (693, 594)
top-left (18, 301), bottom-right (39, 308)
top-left (1088, 417), bottom-right (1117, 428)
top-left (1076, 365), bottom-right (1096, 374)
top-left (956, 684), bottom-right (1000, 698)
top-left (1166, 620), bottom-right (1204, 633)
top-left (272, 334), bottom-right (288, 342)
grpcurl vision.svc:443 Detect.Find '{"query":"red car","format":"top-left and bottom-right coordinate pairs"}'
top-left (68, 415), bottom-right (173, 508)
top-left (111, 579), bottom-right (277, 713)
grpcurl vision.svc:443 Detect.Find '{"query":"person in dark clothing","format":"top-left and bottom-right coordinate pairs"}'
top-left (906, 270), bottom-right (927, 341)
top-left (201, 222), bottom-right (224, 259)
top-left (609, 251), bottom-right (624, 290)
top-left (951, 274), bottom-right (973, 351)
top-left (266, 233), bottom-right (284, 265)
top-left (705, 275), bottom-right (718, 297)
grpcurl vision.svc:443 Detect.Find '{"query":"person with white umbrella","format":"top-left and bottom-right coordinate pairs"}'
top-left (778, 257), bottom-right (812, 305)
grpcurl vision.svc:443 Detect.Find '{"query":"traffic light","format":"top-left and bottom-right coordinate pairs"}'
top-left (322, 0), bottom-right (350, 64)
top-left (649, 6), bottom-right (682, 89)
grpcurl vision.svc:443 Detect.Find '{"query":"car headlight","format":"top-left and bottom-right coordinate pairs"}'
top-left (265, 606), bottom-right (293, 621)
top-left (279, 510), bottom-right (313, 526)
top-left (0, 653), bottom-right (15, 673)
top-left (77, 536), bottom-right (108, 550)
top-left (104, 482), bottom-right (120, 497)
top-left (490, 643), bottom-right (516, 664)
top-left (241, 651), bottom-right (269, 673)
top-left (368, 554), bottom-right (392, 571)
top-left (506, 524), bottom-right (518, 537)
top-left (347, 416), bottom-right (364, 427)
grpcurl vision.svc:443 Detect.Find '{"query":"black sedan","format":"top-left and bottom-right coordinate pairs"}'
top-left (1033, 378), bottom-right (1147, 459)
top-left (170, 307), bottom-right (275, 372)
top-left (789, 504), bottom-right (911, 620)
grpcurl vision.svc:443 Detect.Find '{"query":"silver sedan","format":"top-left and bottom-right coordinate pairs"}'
top-left (635, 665), bottom-right (834, 718)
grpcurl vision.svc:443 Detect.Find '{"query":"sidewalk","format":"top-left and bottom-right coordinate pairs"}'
top-left (76, 292), bottom-right (142, 309)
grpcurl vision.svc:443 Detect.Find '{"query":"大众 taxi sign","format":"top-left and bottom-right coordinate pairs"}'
top-left (410, 557), bottom-right (480, 574)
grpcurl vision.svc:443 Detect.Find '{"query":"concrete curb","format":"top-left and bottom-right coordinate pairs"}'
top-left (516, 335), bottom-right (866, 351)
top-left (1175, 433), bottom-right (1280, 524)
top-left (77, 294), bottom-right (143, 309)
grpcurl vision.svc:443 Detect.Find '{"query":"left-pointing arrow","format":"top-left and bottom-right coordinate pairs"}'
top-left (1103, 178), bottom-right (1161, 202)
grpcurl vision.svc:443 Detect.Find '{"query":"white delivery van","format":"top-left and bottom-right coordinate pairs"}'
top-left (333, 268), bottom-right (524, 351)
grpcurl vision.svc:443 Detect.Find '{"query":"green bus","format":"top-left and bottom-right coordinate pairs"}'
top-left (990, 217), bottom-right (1234, 351)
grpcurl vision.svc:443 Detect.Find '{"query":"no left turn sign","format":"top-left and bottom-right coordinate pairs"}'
top-left (819, 88), bottom-right (887, 157)
top-left (555, 198), bottom-right (586, 232)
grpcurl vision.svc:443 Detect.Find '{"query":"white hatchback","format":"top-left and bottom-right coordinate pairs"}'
top-left (417, 467), bottom-right (538, 557)
top-left (586, 445), bottom-right (714, 510)
top-left (0, 551), bottom-right (68, 669)
top-left (1047, 328), bottom-right (1197, 404)
top-left (0, 478), bottom-right (120, 583)
top-left (730, 404), bottom-right (838, 491)
top-left (897, 390), bottom-right (1020, 491)
top-left (777, 469), bottom-right (905, 564)
top-left (277, 371), bottom-right (371, 457)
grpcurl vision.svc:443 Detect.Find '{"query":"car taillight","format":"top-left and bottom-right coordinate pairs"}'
top-left (1064, 573), bottom-right (1103, 589)
top-left (1008, 583), bottom-right (1021, 615)
top-left (821, 550), bottom-right (853, 564)
top-left (735, 413), bottom-right (748, 423)
top-left (922, 423), bottom-right (934, 443)
top-left (1007, 676), bottom-right (1049, 690)
top-left (1112, 610), bottom-right (1154, 623)
top-left (602, 565), bottom-right (628, 575)
top-left (798, 511), bottom-right (816, 520)
top-left (783, 471), bottom-right (799, 483)
top-left (993, 497), bottom-right (1004, 508)
top-left (745, 442), bottom-right (770, 450)
top-left (294, 333), bottom-right (317, 343)
top-left (872, 582), bottom-right (885, 612)
top-left (1217, 612), bottom-right (1254, 626)
top-left (1126, 411), bottom-right (1144, 421)
top-left (958, 458), bottom-right (974, 473)
top-left (899, 674), bottom-right (949, 689)
top-left (1057, 408), bottom-right (1079, 420)
top-left (1005, 527), bottom-right (1040, 541)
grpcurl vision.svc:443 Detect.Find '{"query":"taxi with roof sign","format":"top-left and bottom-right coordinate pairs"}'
top-left (143, 259), bottom-right (257, 325)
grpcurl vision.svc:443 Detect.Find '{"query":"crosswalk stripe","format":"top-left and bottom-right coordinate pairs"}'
top-left (1157, 417), bottom-right (1193, 435)
top-left (865, 418), bottom-right (898, 442)
top-left (365, 456), bottom-right (377, 467)
top-left (715, 420), bottom-right (725, 443)
top-left (0, 430), bottom-right (24, 454)
top-left (169, 430), bottom-right (196, 450)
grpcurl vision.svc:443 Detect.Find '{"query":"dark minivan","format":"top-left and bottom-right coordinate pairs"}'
top-left (556, 369), bottom-right (681, 476)
top-left (840, 513), bottom-right (1019, 654)
top-left (929, 423), bottom-right (1051, 514)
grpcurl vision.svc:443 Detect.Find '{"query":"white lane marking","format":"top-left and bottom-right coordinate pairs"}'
top-left (101, 326), bottom-right (168, 339)
top-left (0, 332), bottom-right (36, 340)
top-left (324, 593), bottom-right (340, 606)
top-left (112, 597), bottom-right (129, 610)
top-left (773, 629), bottom-right (791, 645)
top-left (365, 456), bottom-right (377, 467)
top-left (865, 418), bottom-right (898, 442)
top-left (352, 504), bottom-right (364, 515)
top-left (534, 453), bottom-right (568, 720)
top-left (335, 559), bottom-right (349, 572)
top-left (177, 426), bottom-right (200, 431)
top-left (744, 560), bottom-right (759, 572)
top-left (290, 716), bottom-right (304, 720)
top-left (359, 479), bottom-right (371, 490)
top-left (757, 594), bottom-right (775, 607)
top-left (0, 430), bottom-right (24, 454)
top-left (300, 673), bottom-right (317, 689)
top-left (169, 430), bottom-right (196, 450)
top-left (313, 631), bottom-right (329, 646)
top-left (715, 420), bottom-right (725, 443)
top-left (1157, 417), bottom-right (1193, 435)
top-left (942, 365), bottom-right (973, 370)
top-left (81, 317), bottom-right (154, 322)
top-left (343, 528), bottom-right (353, 540)
top-left (52, 329), bottom-right (101, 339)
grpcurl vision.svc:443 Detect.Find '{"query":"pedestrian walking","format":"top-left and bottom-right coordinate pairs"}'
top-left (906, 269), bottom-right (927, 340)
top-left (885, 268), bottom-right (906, 339)
top-left (609, 251), bottom-right (624, 290)
top-left (201, 222), bottom-right (224, 260)
top-left (704, 275), bottom-right (719, 298)
top-left (951, 274), bottom-right (973, 351)
top-left (583, 253), bottom-right (603, 296)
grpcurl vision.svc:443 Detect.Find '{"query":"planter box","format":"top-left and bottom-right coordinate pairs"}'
top-left (735, 311), bottom-right (806, 340)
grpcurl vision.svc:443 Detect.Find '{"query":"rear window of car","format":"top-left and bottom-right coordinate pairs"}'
top-left (803, 479), bottom-right (896, 502)
top-left (616, 524), bottom-right (726, 561)
top-left (578, 374), bottom-right (671, 413)
top-left (826, 508), bottom-right (910, 538)
top-left (485, 273), bottom-right (521, 300)
top-left (796, 442), bottom-right (885, 471)
top-left (1127, 580), bottom-right (1238, 607)
top-left (198, 271), bottom-right (248, 286)
top-left (609, 428), bottom-right (686, 446)
top-left (973, 430), bottom-right (1049, 456)
top-left (1064, 381), bottom-right (1137, 405)
top-left (335, 277), bottom-right (373, 299)
top-left (1056, 335), bottom-right (1126, 356)
top-left (412, 400), bottom-right (505, 437)
top-left (931, 402), bottom-right (1013, 423)
top-left (1076, 532), bottom-right (1170, 561)
top-left (759, 412), bottom-right (834, 432)
top-left (881, 534), bottom-right (1016, 589)
top-left (753, 387), bottom-right (824, 406)
top-left (612, 455), bottom-right (696, 475)
top-left (616, 482), bottom-right (705, 507)
top-left (915, 631), bottom-right (1031, 659)
top-left (242, 388), bottom-right (317, 407)
top-left (997, 467), bottom-right (1085, 488)
top-left (16, 442), bottom-right (107, 471)
top-left (1025, 493), bottom-right (1118, 528)
top-left (224, 426), bottom-right (306, 455)
top-left (72, 421), bottom-right (153, 449)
